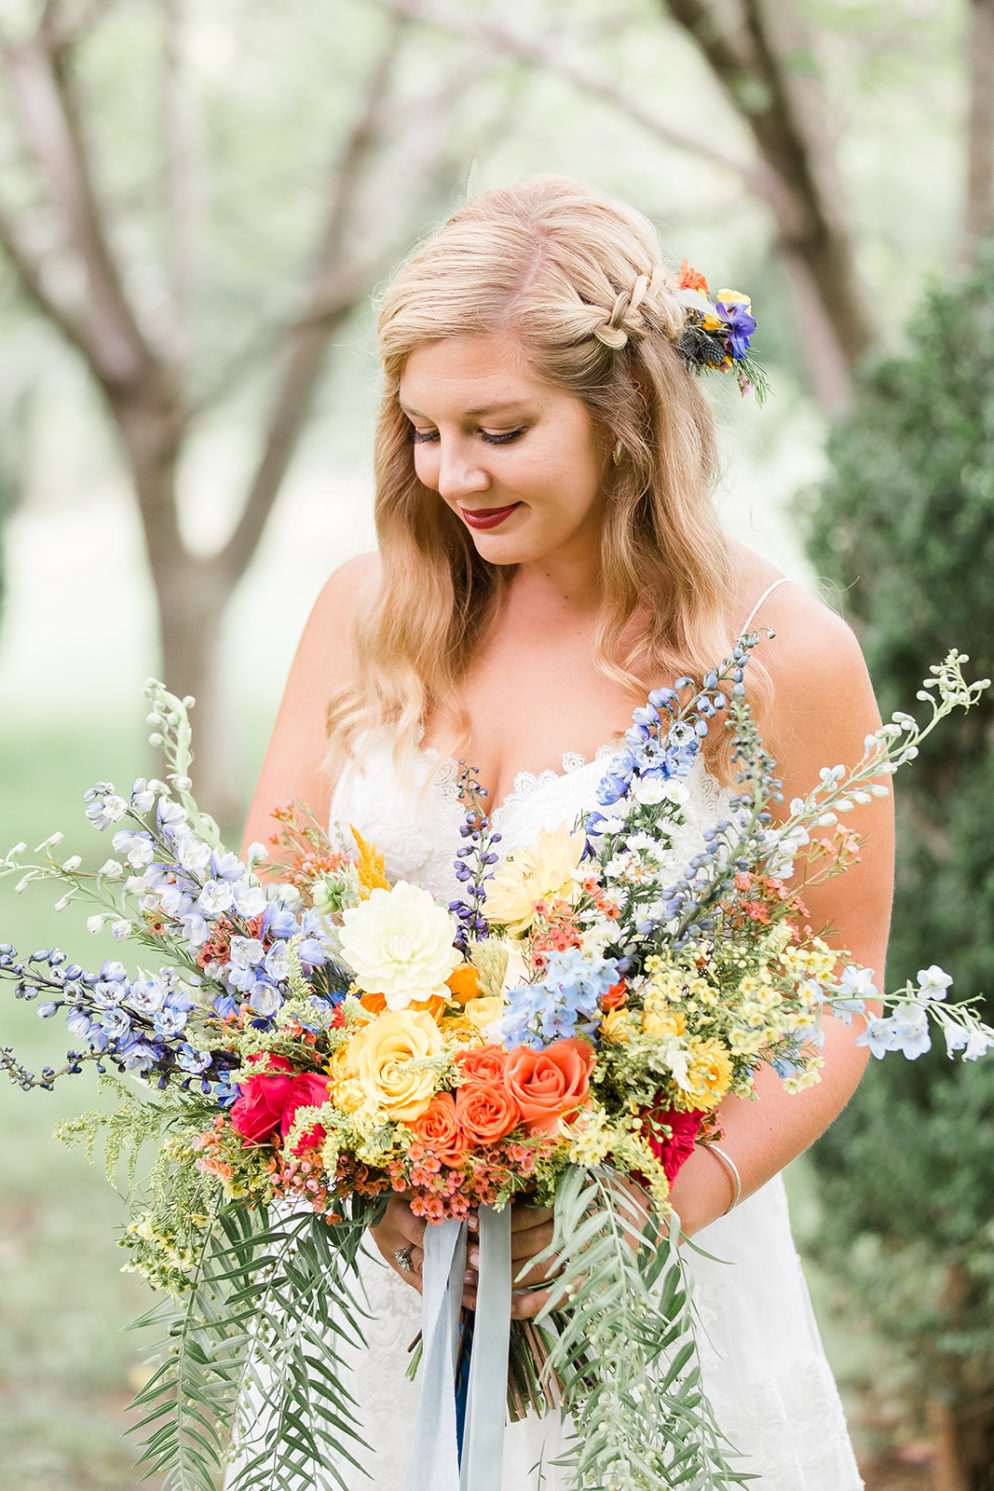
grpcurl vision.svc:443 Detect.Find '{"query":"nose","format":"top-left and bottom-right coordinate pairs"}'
top-left (433, 438), bottom-right (490, 503)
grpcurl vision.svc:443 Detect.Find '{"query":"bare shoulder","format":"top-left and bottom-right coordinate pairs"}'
top-left (240, 551), bottom-right (380, 855)
top-left (737, 566), bottom-right (880, 787)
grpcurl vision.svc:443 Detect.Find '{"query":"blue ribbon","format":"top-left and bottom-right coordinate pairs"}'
top-left (405, 1206), bottom-right (512, 1491)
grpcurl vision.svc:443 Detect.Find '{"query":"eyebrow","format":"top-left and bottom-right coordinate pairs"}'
top-left (399, 399), bottom-right (531, 420)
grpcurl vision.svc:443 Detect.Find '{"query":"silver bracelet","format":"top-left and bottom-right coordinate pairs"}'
top-left (706, 1143), bottom-right (742, 1215)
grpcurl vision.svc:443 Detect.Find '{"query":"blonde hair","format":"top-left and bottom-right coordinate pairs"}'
top-left (327, 175), bottom-right (760, 777)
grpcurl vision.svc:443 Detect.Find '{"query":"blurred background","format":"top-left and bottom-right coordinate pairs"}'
top-left (0, 1), bottom-right (992, 1487)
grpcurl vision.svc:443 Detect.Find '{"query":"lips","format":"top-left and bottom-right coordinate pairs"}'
top-left (458, 503), bottom-right (520, 531)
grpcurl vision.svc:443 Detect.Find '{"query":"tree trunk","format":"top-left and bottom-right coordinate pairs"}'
top-left (154, 554), bottom-right (241, 834)
top-left (961, 0), bottom-right (994, 260)
top-left (106, 379), bottom-right (243, 831)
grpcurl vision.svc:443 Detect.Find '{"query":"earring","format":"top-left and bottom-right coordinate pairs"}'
top-left (612, 439), bottom-right (624, 465)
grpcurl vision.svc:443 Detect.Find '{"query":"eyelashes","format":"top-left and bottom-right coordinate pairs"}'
top-left (408, 425), bottom-right (527, 447)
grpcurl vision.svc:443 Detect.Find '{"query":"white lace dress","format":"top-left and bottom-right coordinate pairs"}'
top-left (320, 730), bottom-right (864, 1490)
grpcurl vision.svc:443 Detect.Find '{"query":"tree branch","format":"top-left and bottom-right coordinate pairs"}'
top-left (0, 197), bottom-right (91, 356)
top-left (369, 0), bottom-right (772, 198)
top-left (1, 23), bottom-right (154, 385)
top-left (160, 0), bottom-right (202, 367)
top-left (216, 15), bottom-right (413, 583)
top-left (665, 0), bottom-right (877, 403)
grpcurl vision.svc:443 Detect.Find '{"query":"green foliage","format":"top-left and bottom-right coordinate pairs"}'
top-left (801, 247), bottom-right (994, 1472)
top-left (129, 1202), bottom-right (374, 1491)
top-left (532, 1166), bottom-right (748, 1488)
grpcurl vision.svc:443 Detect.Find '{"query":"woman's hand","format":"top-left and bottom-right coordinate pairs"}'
top-left (368, 1193), bottom-right (428, 1294)
top-left (464, 1202), bottom-right (558, 1319)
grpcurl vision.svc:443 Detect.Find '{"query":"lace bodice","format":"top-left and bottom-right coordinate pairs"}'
top-left (329, 728), bottom-right (731, 898)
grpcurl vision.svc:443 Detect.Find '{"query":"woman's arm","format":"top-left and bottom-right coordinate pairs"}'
top-left (667, 580), bottom-right (894, 1235)
top-left (240, 553), bottom-right (378, 861)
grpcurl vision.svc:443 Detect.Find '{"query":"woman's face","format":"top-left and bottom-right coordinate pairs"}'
top-left (398, 332), bottom-right (610, 573)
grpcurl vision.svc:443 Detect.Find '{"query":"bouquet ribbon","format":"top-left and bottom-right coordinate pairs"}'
top-left (405, 1205), bottom-right (512, 1491)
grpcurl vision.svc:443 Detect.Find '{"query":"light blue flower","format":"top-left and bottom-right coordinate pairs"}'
top-left (199, 879), bottom-right (235, 916)
top-left (177, 1044), bottom-right (212, 1074)
top-left (499, 949), bottom-right (621, 1048)
top-left (890, 1004), bottom-right (932, 1060)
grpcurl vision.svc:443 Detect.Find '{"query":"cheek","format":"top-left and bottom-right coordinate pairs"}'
top-left (411, 445), bottom-right (439, 489)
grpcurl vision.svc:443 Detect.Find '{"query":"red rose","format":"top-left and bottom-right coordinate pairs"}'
top-left (640, 1099), bottom-right (705, 1183)
top-left (230, 1055), bottom-right (296, 1144)
top-left (503, 1038), bottom-right (594, 1136)
top-left (281, 1072), bottom-right (333, 1153)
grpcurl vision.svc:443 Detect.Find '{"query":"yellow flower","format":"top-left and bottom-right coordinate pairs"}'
top-left (680, 1038), bottom-right (733, 1106)
top-left (600, 1008), bottom-right (636, 1043)
top-left (349, 1009), bottom-right (443, 1121)
top-left (462, 995), bottom-right (504, 1032)
top-left (716, 288), bottom-right (751, 310)
top-left (642, 1005), bottom-right (687, 1039)
top-left (485, 822), bottom-right (586, 936)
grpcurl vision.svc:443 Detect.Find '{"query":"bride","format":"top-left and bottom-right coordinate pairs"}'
top-left (241, 176), bottom-right (892, 1488)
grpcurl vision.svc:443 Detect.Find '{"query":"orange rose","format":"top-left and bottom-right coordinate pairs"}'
top-left (410, 1093), bottom-right (469, 1166)
top-left (456, 1043), bottom-right (507, 1085)
top-left (503, 1038), bottom-right (595, 1135)
top-left (455, 1081), bottom-right (520, 1145)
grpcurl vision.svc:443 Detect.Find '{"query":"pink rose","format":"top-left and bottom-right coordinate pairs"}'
top-left (230, 1055), bottom-right (296, 1144)
top-left (280, 1072), bottom-right (333, 1153)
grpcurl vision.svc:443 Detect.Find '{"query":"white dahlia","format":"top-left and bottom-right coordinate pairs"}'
top-left (338, 881), bottom-right (460, 1009)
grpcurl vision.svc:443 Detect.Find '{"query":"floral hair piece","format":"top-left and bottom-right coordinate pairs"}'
top-left (673, 259), bottom-right (768, 401)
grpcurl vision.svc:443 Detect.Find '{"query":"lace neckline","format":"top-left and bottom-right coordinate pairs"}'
top-left (415, 738), bottom-right (623, 825)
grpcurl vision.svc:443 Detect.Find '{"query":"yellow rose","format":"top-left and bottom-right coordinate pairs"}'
top-left (462, 995), bottom-right (504, 1031)
top-left (349, 1009), bottom-right (443, 1121)
top-left (485, 823), bottom-right (586, 936)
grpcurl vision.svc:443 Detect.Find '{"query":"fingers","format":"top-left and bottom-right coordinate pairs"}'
top-left (368, 1194), bottom-right (428, 1293)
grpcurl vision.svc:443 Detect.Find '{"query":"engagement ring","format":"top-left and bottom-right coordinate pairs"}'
top-left (394, 1244), bottom-right (414, 1273)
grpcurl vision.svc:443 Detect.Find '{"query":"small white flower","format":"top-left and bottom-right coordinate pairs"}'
top-left (232, 879), bottom-right (267, 918)
top-left (916, 965), bottom-right (953, 1000)
top-left (245, 842), bottom-right (268, 867)
top-left (229, 936), bottom-right (265, 970)
top-left (34, 832), bottom-right (64, 853)
top-left (98, 859), bottom-right (124, 879)
top-left (87, 914), bottom-right (107, 933)
top-left (126, 837), bottom-right (155, 869)
top-left (54, 891), bottom-right (74, 912)
top-left (61, 855), bottom-right (82, 873)
top-left (111, 919), bottom-right (133, 940)
top-left (199, 879), bottom-right (234, 915)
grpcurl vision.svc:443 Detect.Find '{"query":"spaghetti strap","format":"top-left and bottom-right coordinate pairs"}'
top-left (740, 575), bottom-right (790, 634)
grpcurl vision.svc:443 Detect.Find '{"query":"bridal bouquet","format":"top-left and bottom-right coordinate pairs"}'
top-left (2, 648), bottom-right (991, 1491)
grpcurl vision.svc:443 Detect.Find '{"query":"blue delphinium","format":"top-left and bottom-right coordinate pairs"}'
top-left (499, 948), bottom-right (622, 1050)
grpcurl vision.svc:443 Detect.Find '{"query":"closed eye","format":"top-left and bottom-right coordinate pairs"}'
top-left (407, 424), bottom-right (527, 446)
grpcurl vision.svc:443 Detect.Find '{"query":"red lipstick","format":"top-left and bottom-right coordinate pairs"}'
top-left (459, 503), bottom-right (520, 530)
